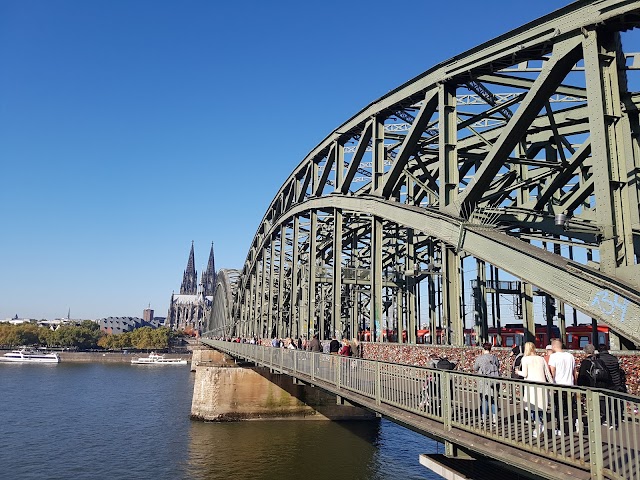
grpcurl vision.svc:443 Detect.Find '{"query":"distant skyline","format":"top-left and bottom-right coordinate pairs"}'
top-left (1, 0), bottom-right (572, 320)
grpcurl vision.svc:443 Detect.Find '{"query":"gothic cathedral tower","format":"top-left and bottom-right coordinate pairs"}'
top-left (201, 242), bottom-right (217, 297)
top-left (167, 241), bottom-right (216, 332)
top-left (180, 241), bottom-right (198, 295)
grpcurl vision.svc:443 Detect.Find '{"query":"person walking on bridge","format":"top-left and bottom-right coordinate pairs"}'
top-left (308, 334), bottom-right (321, 353)
top-left (543, 344), bottom-right (553, 367)
top-left (510, 345), bottom-right (524, 380)
top-left (516, 342), bottom-right (553, 438)
top-left (329, 336), bottom-right (340, 354)
top-left (549, 338), bottom-right (576, 436)
top-left (598, 344), bottom-right (627, 430)
top-left (338, 339), bottom-right (352, 357)
top-left (473, 342), bottom-right (501, 425)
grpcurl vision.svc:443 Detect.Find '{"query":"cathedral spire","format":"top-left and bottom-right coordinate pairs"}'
top-left (201, 242), bottom-right (217, 296)
top-left (180, 241), bottom-right (198, 295)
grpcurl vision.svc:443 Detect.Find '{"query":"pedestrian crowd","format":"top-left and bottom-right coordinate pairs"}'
top-left (469, 338), bottom-right (628, 435)
top-left (219, 334), bottom-right (362, 358)
top-left (216, 334), bottom-right (629, 435)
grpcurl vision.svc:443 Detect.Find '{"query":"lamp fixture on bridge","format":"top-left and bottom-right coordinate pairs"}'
top-left (554, 212), bottom-right (601, 236)
top-left (554, 212), bottom-right (567, 226)
top-left (404, 262), bottom-right (441, 276)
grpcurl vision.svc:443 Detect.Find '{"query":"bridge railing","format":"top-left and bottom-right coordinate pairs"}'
top-left (204, 339), bottom-right (640, 480)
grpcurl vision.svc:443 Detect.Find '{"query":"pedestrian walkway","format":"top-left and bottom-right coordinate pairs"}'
top-left (203, 339), bottom-right (640, 480)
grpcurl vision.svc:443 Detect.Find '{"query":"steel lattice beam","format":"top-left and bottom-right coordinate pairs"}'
top-left (208, 0), bottom-right (640, 348)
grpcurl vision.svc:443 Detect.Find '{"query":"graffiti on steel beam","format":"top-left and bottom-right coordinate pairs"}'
top-left (591, 290), bottom-right (630, 324)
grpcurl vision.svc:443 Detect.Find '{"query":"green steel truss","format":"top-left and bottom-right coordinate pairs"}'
top-left (209, 0), bottom-right (640, 347)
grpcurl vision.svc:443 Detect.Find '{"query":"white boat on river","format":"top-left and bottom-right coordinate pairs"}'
top-left (1, 348), bottom-right (60, 363)
top-left (131, 352), bottom-right (188, 365)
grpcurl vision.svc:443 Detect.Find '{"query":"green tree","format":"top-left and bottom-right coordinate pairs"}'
top-left (80, 320), bottom-right (101, 332)
top-left (51, 324), bottom-right (102, 349)
top-left (37, 327), bottom-right (55, 346)
top-left (127, 326), bottom-right (170, 350)
top-left (15, 324), bottom-right (40, 346)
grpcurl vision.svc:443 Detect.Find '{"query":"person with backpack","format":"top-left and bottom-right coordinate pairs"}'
top-left (598, 344), bottom-right (627, 430)
top-left (577, 343), bottom-right (609, 430)
top-left (473, 342), bottom-right (501, 424)
top-left (598, 344), bottom-right (627, 392)
top-left (577, 344), bottom-right (609, 388)
top-left (511, 345), bottom-right (524, 379)
top-left (436, 357), bottom-right (456, 370)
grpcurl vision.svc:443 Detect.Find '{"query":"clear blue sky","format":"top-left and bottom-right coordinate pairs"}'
top-left (0, 0), bottom-right (573, 320)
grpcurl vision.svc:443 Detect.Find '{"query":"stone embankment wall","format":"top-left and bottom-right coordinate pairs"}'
top-left (361, 343), bottom-right (640, 396)
top-left (190, 348), bottom-right (374, 421)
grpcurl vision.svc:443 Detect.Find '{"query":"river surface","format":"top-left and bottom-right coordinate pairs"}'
top-left (0, 362), bottom-right (443, 479)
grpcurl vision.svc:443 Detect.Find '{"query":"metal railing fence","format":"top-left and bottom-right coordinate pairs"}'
top-left (203, 339), bottom-right (639, 480)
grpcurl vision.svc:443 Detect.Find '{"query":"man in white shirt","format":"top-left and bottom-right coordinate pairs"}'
top-left (549, 339), bottom-right (576, 385)
top-left (549, 339), bottom-right (577, 435)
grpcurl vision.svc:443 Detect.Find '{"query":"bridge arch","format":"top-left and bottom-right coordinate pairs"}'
top-left (207, 268), bottom-right (240, 337)
top-left (209, 0), bottom-right (640, 347)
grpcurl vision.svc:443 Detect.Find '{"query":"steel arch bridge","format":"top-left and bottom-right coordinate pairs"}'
top-left (208, 0), bottom-right (640, 348)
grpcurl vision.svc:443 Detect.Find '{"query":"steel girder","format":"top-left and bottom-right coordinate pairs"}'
top-left (240, 196), bottom-right (640, 344)
top-left (214, 0), bottom-right (640, 346)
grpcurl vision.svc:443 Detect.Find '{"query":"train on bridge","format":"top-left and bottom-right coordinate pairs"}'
top-left (362, 324), bottom-right (610, 350)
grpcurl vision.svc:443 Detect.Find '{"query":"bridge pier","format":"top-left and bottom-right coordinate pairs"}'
top-left (190, 349), bottom-right (376, 421)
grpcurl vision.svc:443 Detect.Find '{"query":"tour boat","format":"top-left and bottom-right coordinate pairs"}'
top-left (1, 348), bottom-right (60, 363)
top-left (130, 352), bottom-right (188, 365)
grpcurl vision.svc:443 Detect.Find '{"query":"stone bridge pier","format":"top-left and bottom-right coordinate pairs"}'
top-left (190, 348), bottom-right (375, 421)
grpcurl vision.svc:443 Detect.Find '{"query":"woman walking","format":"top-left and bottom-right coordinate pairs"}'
top-left (517, 341), bottom-right (554, 438)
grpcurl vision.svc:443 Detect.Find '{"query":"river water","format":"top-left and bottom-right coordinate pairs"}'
top-left (0, 362), bottom-right (443, 479)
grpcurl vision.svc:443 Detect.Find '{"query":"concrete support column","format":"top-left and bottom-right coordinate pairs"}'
top-left (191, 349), bottom-right (375, 421)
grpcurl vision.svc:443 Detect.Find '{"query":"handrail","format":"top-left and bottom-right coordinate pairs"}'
top-left (203, 339), bottom-right (640, 480)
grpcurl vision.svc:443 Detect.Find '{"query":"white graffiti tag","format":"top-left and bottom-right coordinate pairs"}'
top-left (591, 290), bottom-right (630, 323)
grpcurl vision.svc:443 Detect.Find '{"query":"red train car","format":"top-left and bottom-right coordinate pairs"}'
top-left (418, 325), bottom-right (559, 348)
top-left (485, 325), bottom-right (559, 349)
top-left (416, 328), bottom-right (448, 345)
top-left (362, 324), bottom-right (609, 348)
top-left (565, 324), bottom-right (609, 350)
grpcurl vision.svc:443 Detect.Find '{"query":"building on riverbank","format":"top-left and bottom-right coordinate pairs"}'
top-left (97, 316), bottom-right (162, 334)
